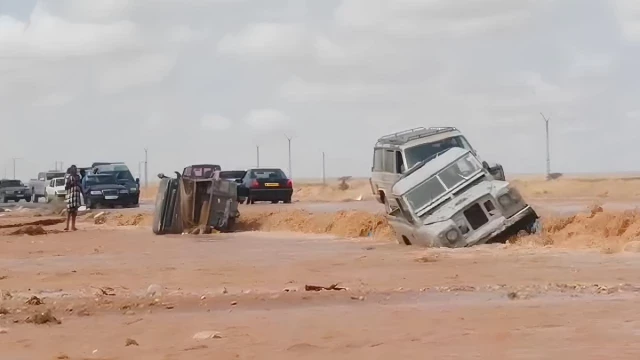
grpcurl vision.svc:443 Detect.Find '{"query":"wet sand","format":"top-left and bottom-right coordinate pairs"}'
top-left (3, 177), bottom-right (640, 359)
top-left (2, 224), bottom-right (640, 359)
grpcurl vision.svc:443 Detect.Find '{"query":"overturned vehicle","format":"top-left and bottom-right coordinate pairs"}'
top-left (386, 147), bottom-right (540, 248)
top-left (152, 166), bottom-right (240, 235)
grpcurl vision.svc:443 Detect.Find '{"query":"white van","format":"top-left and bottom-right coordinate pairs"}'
top-left (369, 127), bottom-right (504, 212)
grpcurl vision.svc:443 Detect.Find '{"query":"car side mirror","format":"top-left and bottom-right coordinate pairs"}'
top-left (136, 178), bottom-right (140, 184)
top-left (157, 173), bottom-right (165, 179)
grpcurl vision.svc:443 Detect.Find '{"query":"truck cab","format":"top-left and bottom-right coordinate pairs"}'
top-left (369, 127), bottom-right (505, 213)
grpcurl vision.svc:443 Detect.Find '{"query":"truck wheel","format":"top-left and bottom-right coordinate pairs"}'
top-left (25, 197), bottom-right (31, 203)
top-left (284, 197), bottom-right (292, 204)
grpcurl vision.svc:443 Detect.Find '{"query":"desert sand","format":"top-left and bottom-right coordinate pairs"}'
top-left (2, 176), bottom-right (640, 359)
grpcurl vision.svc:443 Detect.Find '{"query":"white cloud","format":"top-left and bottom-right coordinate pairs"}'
top-left (96, 53), bottom-right (177, 93)
top-left (334, 0), bottom-right (548, 37)
top-left (612, 0), bottom-right (640, 41)
top-left (168, 25), bottom-right (204, 43)
top-left (201, 114), bottom-right (232, 131)
top-left (0, 4), bottom-right (137, 58)
top-left (279, 76), bottom-right (390, 102)
top-left (32, 93), bottom-right (74, 107)
top-left (568, 53), bottom-right (613, 78)
top-left (244, 109), bottom-right (290, 130)
top-left (217, 23), bottom-right (307, 57)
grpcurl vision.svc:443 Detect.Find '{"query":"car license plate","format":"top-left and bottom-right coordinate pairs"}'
top-left (16, 194), bottom-right (23, 197)
top-left (265, 183), bottom-right (279, 187)
top-left (104, 195), bottom-right (118, 200)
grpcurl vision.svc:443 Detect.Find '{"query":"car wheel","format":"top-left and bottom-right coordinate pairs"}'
top-left (284, 197), bottom-right (292, 204)
top-left (25, 197), bottom-right (31, 203)
top-left (271, 200), bottom-right (278, 204)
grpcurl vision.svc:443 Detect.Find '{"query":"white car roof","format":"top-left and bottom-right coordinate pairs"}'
top-left (392, 147), bottom-right (470, 196)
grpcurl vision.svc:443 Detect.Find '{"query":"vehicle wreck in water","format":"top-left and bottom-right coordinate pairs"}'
top-left (152, 165), bottom-right (240, 235)
top-left (386, 147), bottom-right (540, 248)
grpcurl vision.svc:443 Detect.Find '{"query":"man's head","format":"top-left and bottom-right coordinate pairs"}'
top-left (69, 165), bottom-right (77, 175)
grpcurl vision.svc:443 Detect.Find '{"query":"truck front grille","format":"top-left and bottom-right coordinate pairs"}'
top-left (464, 203), bottom-right (489, 230)
top-left (102, 190), bottom-right (117, 196)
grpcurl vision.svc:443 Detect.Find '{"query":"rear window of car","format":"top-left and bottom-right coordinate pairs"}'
top-left (220, 171), bottom-right (246, 179)
top-left (250, 169), bottom-right (287, 179)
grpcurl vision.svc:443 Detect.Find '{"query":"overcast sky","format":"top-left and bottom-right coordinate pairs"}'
top-left (1, 0), bottom-right (639, 181)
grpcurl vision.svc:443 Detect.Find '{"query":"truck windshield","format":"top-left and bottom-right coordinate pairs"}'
top-left (404, 136), bottom-right (473, 169)
top-left (405, 153), bottom-right (482, 212)
top-left (1, 180), bottom-right (22, 187)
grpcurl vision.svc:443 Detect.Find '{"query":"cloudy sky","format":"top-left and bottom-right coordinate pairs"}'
top-left (0, 0), bottom-right (639, 181)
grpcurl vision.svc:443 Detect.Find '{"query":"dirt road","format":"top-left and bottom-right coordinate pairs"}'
top-left (3, 176), bottom-right (640, 359)
top-left (2, 215), bottom-right (640, 359)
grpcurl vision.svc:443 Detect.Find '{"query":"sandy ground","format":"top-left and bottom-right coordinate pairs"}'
top-left (3, 176), bottom-right (640, 359)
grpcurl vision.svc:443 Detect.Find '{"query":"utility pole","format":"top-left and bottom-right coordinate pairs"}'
top-left (138, 161), bottom-right (145, 180)
top-left (322, 151), bottom-right (326, 186)
top-left (256, 145), bottom-right (260, 167)
top-left (540, 113), bottom-right (551, 179)
top-left (284, 134), bottom-right (293, 179)
top-left (11, 157), bottom-right (22, 179)
top-left (144, 148), bottom-right (148, 189)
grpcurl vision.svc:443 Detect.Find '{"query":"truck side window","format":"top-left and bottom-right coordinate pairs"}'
top-left (395, 151), bottom-right (405, 173)
top-left (372, 149), bottom-right (384, 171)
top-left (383, 150), bottom-right (395, 173)
top-left (38, 173), bottom-right (45, 181)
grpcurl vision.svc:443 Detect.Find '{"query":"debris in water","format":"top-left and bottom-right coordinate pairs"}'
top-left (193, 331), bottom-right (222, 340)
top-left (10, 225), bottom-right (48, 236)
top-left (25, 309), bottom-right (61, 325)
top-left (125, 338), bottom-right (139, 346)
top-left (26, 295), bottom-right (43, 305)
top-left (304, 284), bottom-right (347, 292)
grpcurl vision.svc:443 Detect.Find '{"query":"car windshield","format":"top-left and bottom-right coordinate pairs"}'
top-left (85, 175), bottom-right (116, 186)
top-left (100, 170), bottom-right (135, 182)
top-left (54, 178), bottom-right (65, 187)
top-left (46, 172), bottom-right (65, 180)
top-left (405, 153), bottom-right (482, 212)
top-left (1, 180), bottom-right (22, 187)
top-left (220, 171), bottom-right (246, 179)
top-left (404, 136), bottom-right (473, 169)
top-left (250, 169), bottom-right (286, 179)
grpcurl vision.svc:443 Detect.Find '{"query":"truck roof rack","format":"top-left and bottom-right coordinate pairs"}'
top-left (375, 127), bottom-right (459, 146)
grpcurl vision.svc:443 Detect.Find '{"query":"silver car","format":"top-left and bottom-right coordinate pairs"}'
top-left (386, 147), bottom-right (539, 248)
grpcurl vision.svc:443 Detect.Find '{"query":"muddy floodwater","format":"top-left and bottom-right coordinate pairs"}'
top-left (3, 177), bottom-right (640, 359)
top-left (2, 225), bottom-right (640, 359)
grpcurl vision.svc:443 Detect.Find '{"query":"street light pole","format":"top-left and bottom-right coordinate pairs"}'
top-left (144, 148), bottom-right (148, 189)
top-left (322, 151), bottom-right (326, 186)
top-left (540, 113), bottom-right (551, 179)
top-left (284, 134), bottom-right (293, 179)
top-left (11, 157), bottom-right (22, 179)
